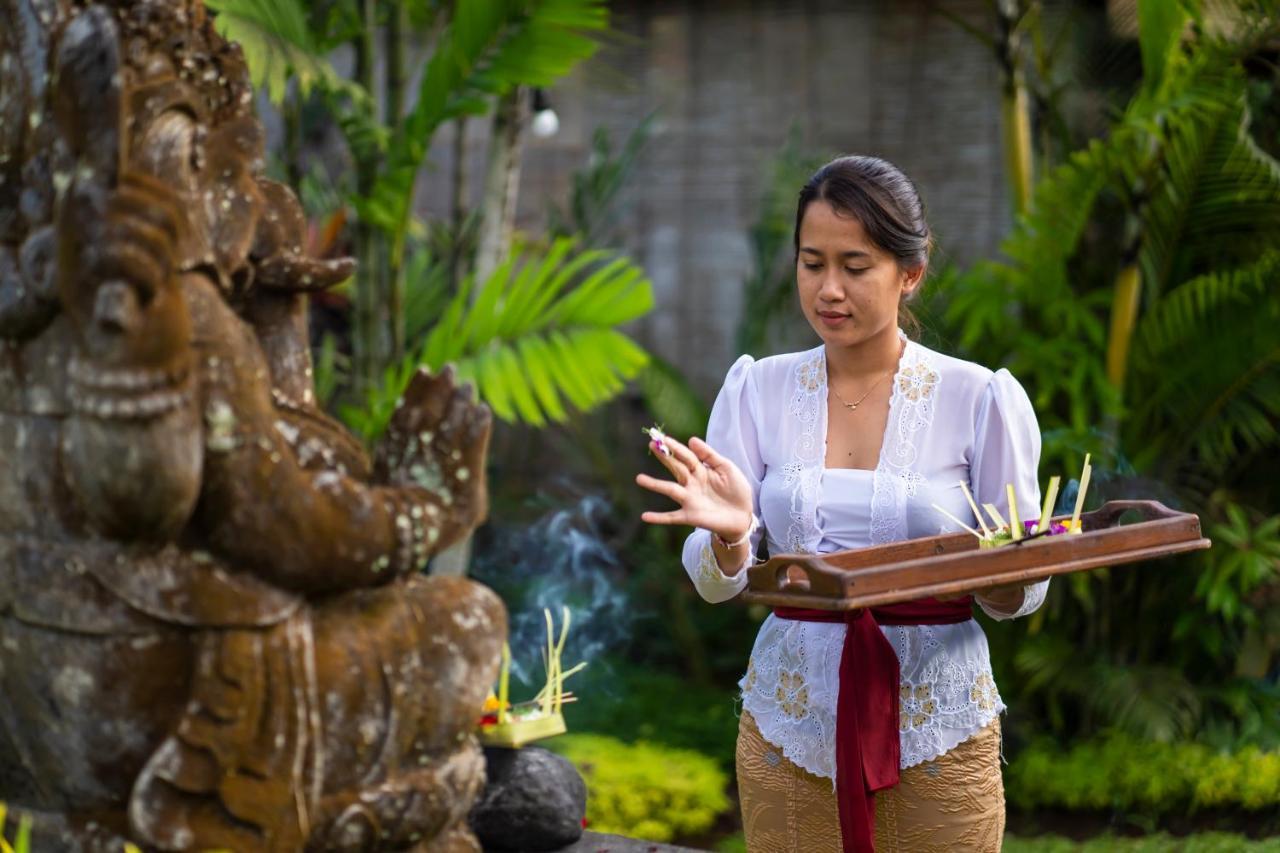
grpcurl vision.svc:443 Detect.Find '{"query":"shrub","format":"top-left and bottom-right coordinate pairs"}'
top-left (1007, 735), bottom-right (1280, 818)
top-left (1004, 833), bottom-right (1280, 852)
top-left (548, 733), bottom-right (732, 842)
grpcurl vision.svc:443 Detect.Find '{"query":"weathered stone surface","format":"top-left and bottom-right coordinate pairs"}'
top-left (470, 747), bottom-right (588, 851)
top-left (0, 2), bottom-right (505, 850)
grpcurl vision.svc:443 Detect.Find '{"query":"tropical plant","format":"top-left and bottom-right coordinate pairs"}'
top-left (1006, 731), bottom-right (1280, 818)
top-left (205, 0), bottom-right (612, 394)
top-left (342, 237), bottom-right (653, 442)
top-left (936, 0), bottom-right (1280, 745)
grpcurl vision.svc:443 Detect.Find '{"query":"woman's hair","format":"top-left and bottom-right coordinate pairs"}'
top-left (794, 155), bottom-right (932, 335)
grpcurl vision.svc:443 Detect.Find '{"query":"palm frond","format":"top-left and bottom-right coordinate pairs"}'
top-left (205, 0), bottom-right (368, 105)
top-left (345, 238), bottom-right (652, 441)
top-left (1134, 63), bottom-right (1280, 297)
top-left (1128, 251), bottom-right (1280, 472)
top-left (1085, 663), bottom-right (1204, 742)
top-left (1136, 0), bottom-right (1193, 95)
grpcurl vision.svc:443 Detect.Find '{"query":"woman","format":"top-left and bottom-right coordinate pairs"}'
top-left (636, 155), bottom-right (1046, 853)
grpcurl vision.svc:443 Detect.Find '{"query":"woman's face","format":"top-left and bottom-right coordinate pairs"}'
top-left (795, 200), bottom-right (922, 351)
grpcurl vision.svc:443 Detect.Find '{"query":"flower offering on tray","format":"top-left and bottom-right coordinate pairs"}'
top-left (478, 607), bottom-right (586, 749)
top-left (933, 455), bottom-right (1094, 548)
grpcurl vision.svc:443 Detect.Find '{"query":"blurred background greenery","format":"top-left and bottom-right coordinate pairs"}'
top-left (193, 0), bottom-right (1280, 848)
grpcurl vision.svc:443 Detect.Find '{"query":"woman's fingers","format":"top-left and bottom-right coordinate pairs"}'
top-left (641, 508), bottom-right (688, 526)
top-left (651, 437), bottom-right (695, 484)
top-left (663, 436), bottom-right (703, 477)
top-left (635, 473), bottom-right (687, 504)
top-left (687, 436), bottom-right (726, 470)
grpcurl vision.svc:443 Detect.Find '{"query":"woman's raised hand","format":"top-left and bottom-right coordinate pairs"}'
top-left (636, 436), bottom-right (755, 542)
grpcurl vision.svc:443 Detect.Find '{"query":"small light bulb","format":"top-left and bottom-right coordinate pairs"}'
top-left (531, 108), bottom-right (559, 138)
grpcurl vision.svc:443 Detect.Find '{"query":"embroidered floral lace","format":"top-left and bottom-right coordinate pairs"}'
top-left (681, 336), bottom-right (1048, 780)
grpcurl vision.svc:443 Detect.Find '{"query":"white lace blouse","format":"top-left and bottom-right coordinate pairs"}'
top-left (681, 336), bottom-right (1049, 782)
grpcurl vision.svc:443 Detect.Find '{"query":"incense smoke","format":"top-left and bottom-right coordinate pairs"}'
top-left (469, 495), bottom-right (632, 690)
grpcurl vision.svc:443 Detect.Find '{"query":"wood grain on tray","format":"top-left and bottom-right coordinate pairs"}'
top-left (741, 501), bottom-right (1211, 611)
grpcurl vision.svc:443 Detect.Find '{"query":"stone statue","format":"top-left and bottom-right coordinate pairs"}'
top-left (0, 2), bottom-right (506, 850)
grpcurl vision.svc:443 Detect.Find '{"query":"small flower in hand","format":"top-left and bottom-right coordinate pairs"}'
top-left (644, 425), bottom-right (672, 457)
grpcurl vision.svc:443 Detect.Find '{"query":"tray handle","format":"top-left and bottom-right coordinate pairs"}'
top-left (1079, 500), bottom-right (1184, 528)
top-left (757, 556), bottom-right (846, 596)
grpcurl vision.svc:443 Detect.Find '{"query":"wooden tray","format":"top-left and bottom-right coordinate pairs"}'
top-left (742, 501), bottom-right (1211, 611)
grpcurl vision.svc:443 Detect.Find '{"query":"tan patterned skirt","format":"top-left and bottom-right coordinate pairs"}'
top-left (735, 711), bottom-right (1005, 852)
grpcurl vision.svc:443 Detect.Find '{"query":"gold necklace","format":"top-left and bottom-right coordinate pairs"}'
top-left (830, 370), bottom-right (890, 412)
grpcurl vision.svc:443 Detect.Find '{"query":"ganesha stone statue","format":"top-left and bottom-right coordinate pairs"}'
top-left (0, 2), bottom-right (505, 850)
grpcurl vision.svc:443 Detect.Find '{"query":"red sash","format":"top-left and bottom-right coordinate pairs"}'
top-left (773, 597), bottom-right (975, 853)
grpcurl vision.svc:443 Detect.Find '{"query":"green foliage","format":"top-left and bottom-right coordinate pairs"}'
top-left (0, 803), bottom-right (32, 853)
top-left (214, 0), bottom-right (613, 402)
top-left (204, 0), bottom-right (369, 104)
top-left (1004, 834), bottom-right (1280, 852)
top-left (536, 116), bottom-right (711, 445)
top-left (935, 3), bottom-right (1280, 477)
top-left (932, 1), bottom-right (1280, 746)
top-left (634, 355), bottom-right (712, 445)
top-left (548, 115), bottom-right (655, 249)
top-left (362, 0), bottom-right (609, 242)
top-left (343, 238), bottom-right (653, 441)
top-left (1194, 501), bottom-right (1280, 625)
top-left (1006, 734), bottom-right (1280, 817)
top-left (548, 734), bottom-right (731, 843)
top-left (561, 661), bottom-right (739, 771)
top-left (313, 332), bottom-right (345, 408)
top-left (715, 834), bottom-right (748, 853)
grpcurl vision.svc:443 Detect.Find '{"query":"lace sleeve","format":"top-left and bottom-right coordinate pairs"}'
top-left (971, 369), bottom-right (1049, 621)
top-left (680, 355), bottom-right (764, 603)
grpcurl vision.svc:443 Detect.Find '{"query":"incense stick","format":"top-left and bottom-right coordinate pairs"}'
top-left (958, 481), bottom-right (992, 538)
top-left (932, 503), bottom-right (985, 539)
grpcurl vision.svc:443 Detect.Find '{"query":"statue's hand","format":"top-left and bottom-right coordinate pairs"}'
top-left (58, 172), bottom-right (191, 373)
top-left (375, 366), bottom-right (493, 541)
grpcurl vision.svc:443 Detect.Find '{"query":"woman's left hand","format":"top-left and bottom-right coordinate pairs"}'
top-left (937, 582), bottom-right (1026, 612)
